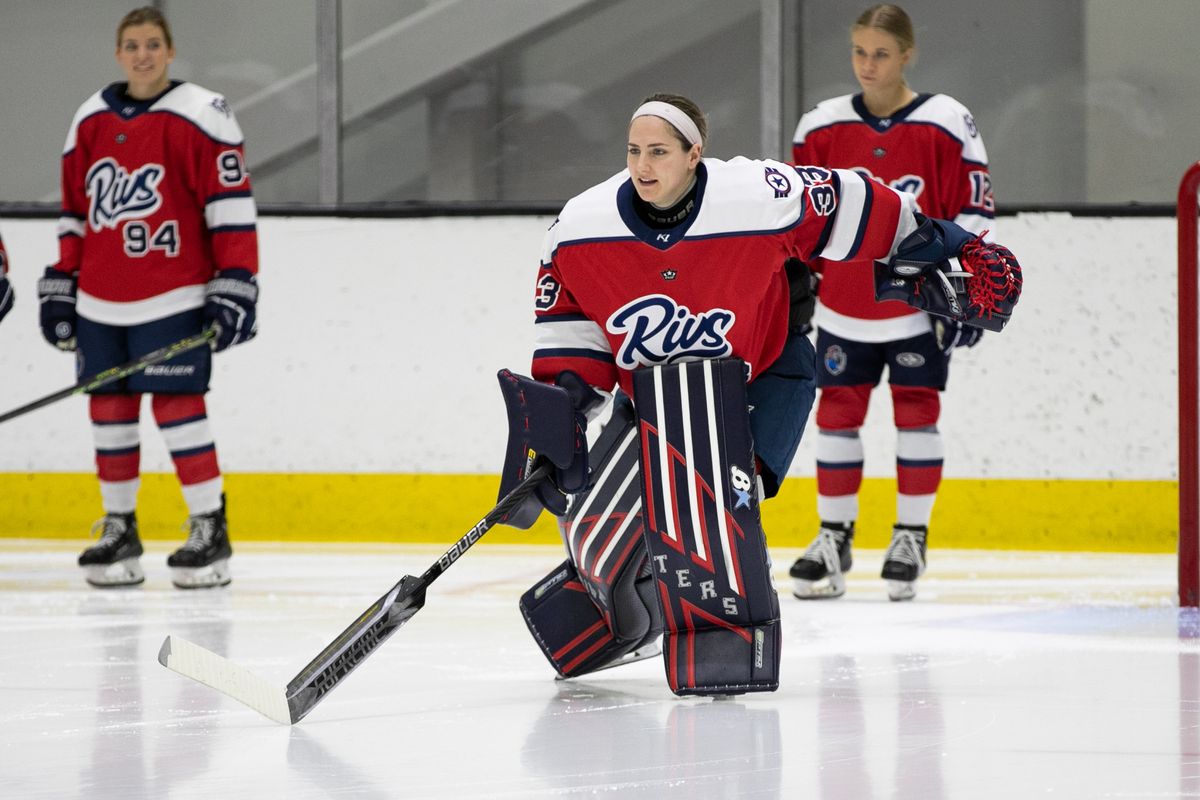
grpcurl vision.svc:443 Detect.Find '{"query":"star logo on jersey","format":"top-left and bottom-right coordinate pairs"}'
top-left (873, 146), bottom-right (886, 158)
top-left (763, 167), bottom-right (792, 198)
top-left (115, 134), bottom-right (127, 145)
top-left (661, 269), bottom-right (677, 280)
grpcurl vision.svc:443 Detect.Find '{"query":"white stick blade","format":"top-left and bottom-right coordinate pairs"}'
top-left (158, 635), bottom-right (293, 725)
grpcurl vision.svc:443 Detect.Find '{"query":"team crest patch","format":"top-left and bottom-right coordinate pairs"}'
top-left (661, 269), bottom-right (678, 280)
top-left (763, 167), bottom-right (792, 198)
top-left (895, 352), bottom-right (926, 368)
top-left (823, 344), bottom-right (847, 375)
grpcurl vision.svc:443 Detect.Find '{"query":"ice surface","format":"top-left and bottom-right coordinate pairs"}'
top-left (0, 540), bottom-right (1192, 799)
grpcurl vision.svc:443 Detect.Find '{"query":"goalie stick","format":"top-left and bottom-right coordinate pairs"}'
top-left (0, 328), bottom-right (216, 425)
top-left (158, 461), bottom-right (553, 724)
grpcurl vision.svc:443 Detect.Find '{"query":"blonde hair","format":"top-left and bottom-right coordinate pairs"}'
top-left (853, 4), bottom-right (915, 52)
top-left (638, 93), bottom-right (708, 151)
top-left (117, 6), bottom-right (173, 49)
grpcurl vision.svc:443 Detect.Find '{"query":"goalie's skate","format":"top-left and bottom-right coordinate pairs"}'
top-left (78, 512), bottom-right (144, 588)
top-left (789, 522), bottom-right (854, 599)
top-left (168, 498), bottom-right (232, 589)
top-left (882, 524), bottom-right (927, 601)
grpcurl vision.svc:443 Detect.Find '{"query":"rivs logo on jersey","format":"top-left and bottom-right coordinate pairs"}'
top-left (607, 294), bottom-right (735, 369)
top-left (85, 157), bottom-right (165, 231)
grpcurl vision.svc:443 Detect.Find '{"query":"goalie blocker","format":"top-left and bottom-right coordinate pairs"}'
top-left (520, 396), bottom-right (664, 678)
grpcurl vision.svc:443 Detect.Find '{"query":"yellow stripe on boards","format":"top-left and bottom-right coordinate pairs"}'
top-left (0, 473), bottom-right (1177, 553)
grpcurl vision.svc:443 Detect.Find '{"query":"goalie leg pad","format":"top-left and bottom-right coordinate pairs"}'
top-left (519, 555), bottom-right (661, 678)
top-left (520, 396), bottom-right (663, 678)
top-left (632, 358), bottom-right (782, 696)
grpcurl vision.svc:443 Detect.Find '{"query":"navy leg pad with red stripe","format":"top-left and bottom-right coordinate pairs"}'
top-left (632, 358), bottom-right (782, 695)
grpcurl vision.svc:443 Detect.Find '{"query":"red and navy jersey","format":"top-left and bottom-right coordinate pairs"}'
top-left (532, 157), bottom-right (920, 395)
top-left (792, 92), bottom-right (992, 341)
top-left (55, 80), bottom-right (258, 325)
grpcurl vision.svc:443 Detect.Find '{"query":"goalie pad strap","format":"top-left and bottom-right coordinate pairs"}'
top-left (632, 358), bottom-right (781, 695)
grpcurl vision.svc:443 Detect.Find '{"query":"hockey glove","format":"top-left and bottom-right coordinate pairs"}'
top-left (203, 268), bottom-right (259, 352)
top-left (874, 216), bottom-right (1022, 332)
top-left (932, 317), bottom-right (984, 356)
top-left (0, 273), bottom-right (12, 325)
top-left (37, 266), bottom-right (78, 351)
top-left (497, 369), bottom-right (601, 529)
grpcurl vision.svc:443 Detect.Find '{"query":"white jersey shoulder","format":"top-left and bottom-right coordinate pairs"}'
top-left (546, 157), bottom-right (808, 262)
top-left (62, 90), bottom-right (110, 155)
top-left (792, 94), bottom-right (857, 145)
top-left (154, 83), bottom-right (246, 145)
top-left (546, 170), bottom-right (633, 254)
top-left (688, 157), bottom-right (803, 237)
top-left (909, 93), bottom-right (988, 165)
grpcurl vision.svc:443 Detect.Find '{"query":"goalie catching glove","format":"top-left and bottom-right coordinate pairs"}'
top-left (874, 215), bottom-right (1022, 332)
top-left (496, 369), bottom-right (603, 528)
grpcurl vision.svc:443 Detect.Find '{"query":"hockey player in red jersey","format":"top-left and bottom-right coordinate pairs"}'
top-left (789, 4), bottom-right (997, 601)
top-left (0, 233), bottom-right (12, 326)
top-left (39, 7), bottom-right (259, 589)
top-left (497, 93), bottom-right (1019, 694)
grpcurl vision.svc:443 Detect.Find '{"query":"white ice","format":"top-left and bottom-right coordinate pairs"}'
top-left (1, 539), bottom-right (1195, 799)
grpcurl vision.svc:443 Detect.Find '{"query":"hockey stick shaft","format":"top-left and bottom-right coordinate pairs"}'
top-left (159, 461), bottom-right (553, 724)
top-left (281, 461), bottom-right (552, 723)
top-left (0, 328), bottom-right (216, 425)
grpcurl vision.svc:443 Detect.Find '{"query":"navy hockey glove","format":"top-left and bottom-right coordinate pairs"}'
top-left (932, 317), bottom-right (984, 356)
top-left (497, 369), bottom-right (602, 529)
top-left (204, 268), bottom-right (259, 352)
top-left (37, 266), bottom-right (78, 351)
top-left (874, 216), bottom-right (1022, 332)
top-left (0, 273), bottom-right (12, 325)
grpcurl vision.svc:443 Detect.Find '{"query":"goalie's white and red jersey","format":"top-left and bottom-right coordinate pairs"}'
top-left (792, 92), bottom-right (993, 342)
top-left (54, 80), bottom-right (258, 325)
top-left (531, 157), bottom-right (919, 395)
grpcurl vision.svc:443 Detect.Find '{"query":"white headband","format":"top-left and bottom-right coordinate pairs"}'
top-left (631, 101), bottom-right (703, 147)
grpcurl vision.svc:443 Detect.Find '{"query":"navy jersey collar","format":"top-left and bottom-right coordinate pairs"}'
top-left (851, 92), bottom-right (932, 133)
top-left (617, 161), bottom-right (708, 250)
top-left (102, 80), bottom-right (184, 119)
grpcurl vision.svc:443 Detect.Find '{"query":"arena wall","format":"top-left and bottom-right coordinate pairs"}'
top-left (0, 213), bottom-right (1177, 551)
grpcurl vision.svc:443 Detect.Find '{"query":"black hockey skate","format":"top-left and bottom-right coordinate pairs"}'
top-left (881, 524), bottom-right (927, 601)
top-left (167, 497), bottom-right (232, 589)
top-left (78, 512), bottom-right (145, 588)
top-left (789, 521), bottom-right (854, 599)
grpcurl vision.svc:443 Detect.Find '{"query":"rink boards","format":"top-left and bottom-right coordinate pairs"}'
top-left (0, 213), bottom-right (1182, 552)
